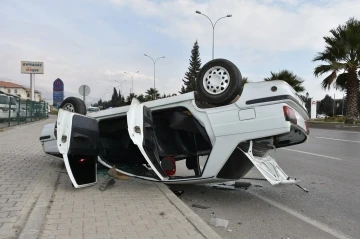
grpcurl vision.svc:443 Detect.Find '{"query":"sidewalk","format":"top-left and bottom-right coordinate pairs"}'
top-left (0, 117), bottom-right (221, 239)
top-left (0, 117), bottom-right (62, 239)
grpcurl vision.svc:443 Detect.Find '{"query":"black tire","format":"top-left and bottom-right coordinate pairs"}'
top-left (59, 97), bottom-right (86, 115)
top-left (196, 58), bottom-right (242, 105)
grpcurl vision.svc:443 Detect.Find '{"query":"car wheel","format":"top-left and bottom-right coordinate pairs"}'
top-left (196, 58), bottom-right (242, 106)
top-left (59, 97), bottom-right (86, 115)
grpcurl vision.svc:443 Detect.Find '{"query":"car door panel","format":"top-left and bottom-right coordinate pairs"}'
top-left (57, 109), bottom-right (98, 188)
top-left (127, 99), bottom-right (168, 181)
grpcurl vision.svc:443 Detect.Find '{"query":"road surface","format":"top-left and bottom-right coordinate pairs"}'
top-left (170, 128), bottom-right (360, 239)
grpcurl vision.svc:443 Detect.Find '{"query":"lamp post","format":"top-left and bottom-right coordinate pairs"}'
top-left (195, 10), bottom-right (232, 59)
top-left (115, 80), bottom-right (127, 95)
top-left (124, 71), bottom-right (139, 94)
top-left (144, 54), bottom-right (165, 100)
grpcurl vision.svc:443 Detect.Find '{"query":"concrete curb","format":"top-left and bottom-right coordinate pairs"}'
top-left (156, 183), bottom-right (222, 239)
top-left (17, 161), bottom-right (62, 239)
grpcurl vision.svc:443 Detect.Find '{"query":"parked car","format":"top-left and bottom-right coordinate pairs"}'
top-left (39, 59), bottom-right (309, 189)
top-left (87, 106), bottom-right (100, 114)
top-left (0, 92), bottom-right (17, 122)
top-left (317, 114), bottom-right (327, 119)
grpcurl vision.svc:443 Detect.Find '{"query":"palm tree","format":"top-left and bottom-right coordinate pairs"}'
top-left (313, 17), bottom-right (360, 124)
top-left (264, 70), bottom-right (305, 93)
top-left (145, 88), bottom-right (160, 101)
top-left (126, 93), bottom-right (137, 105)
top-left (137, 94), bottom-right (146, 103)
top-left (239, 77), bottom-right (249, 95)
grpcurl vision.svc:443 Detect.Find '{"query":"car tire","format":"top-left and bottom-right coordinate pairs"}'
top-left (59, 97), bottom-right (86, 115)
top-left (196, 58), bottom-right (242, 106)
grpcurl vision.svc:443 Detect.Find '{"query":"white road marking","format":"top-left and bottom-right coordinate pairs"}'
top-left (247, 191), bottom-right (355, 239)
top-left (310, 128), bottom-right (360, 134)
top-left (281, 148), bottom-right (344, 161)
top-left (315, 136), bottom-right (360, 143)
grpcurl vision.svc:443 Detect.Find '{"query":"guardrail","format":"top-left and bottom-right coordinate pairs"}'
top-left (0, 92), bottom-right (49, 129)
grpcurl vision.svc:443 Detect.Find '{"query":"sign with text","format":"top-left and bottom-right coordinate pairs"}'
top-left (21, 61), bottom-right (44, 74)
top-left (53, 78), bottom-right (64, 106)
top-left (53, 78), bottom-right (64, 91)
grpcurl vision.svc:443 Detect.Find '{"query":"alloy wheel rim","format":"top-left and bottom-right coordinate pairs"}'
top-left (62, 103), bottom-right (75, 112)
top-left (203, 66), bottom-right (230, 95)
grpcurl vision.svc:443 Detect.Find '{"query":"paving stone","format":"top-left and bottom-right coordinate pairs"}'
top-left (1, 117), bottom-right (210, 239)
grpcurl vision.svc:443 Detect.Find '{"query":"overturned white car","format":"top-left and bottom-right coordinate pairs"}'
top-left (39, 59), bottom-right (309, 188)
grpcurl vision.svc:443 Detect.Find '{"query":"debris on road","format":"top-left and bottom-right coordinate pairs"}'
top-left (227, 229), bottom-right (232, 232)
top-left (108, 165), bottom-right (130, 180)
top-left (212, 184), bottom-right (235, 190)
top-left (296, 183), bottom-right (309, 193)
top-left (210, 217), bottom-right (229, 228)
top-left (172, 190), bottom-right (184, 196)
top-left (234, 181), bottom-right (251, 188)
top-left (99, 177), bottom-right (115, 191)
top-left (192, 204), bottom-right (210, 209)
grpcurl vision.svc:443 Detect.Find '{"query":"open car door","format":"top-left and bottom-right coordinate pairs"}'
top-left (238, 141), bottom-right (296, 186)
top-left (57, 109), bottom-right (98, 188)
top-left (127, 99), bottom-right (168, 181)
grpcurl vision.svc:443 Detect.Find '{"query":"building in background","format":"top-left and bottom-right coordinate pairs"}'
top-left (0, 80), bottom-right (41, 101)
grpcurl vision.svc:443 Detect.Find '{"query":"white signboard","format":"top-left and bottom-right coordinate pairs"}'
top-left (21, 61), bottom-right (44, 74)
top-left (311, 100), bottom-right (317, 119)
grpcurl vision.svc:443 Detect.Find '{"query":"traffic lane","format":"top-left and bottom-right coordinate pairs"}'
top-left (169, 183), bottom-right (337, 239)
top-left (241, 148), bottom-right (360, 239)
top-left (284, 136), bottom-right (360, 163)
top-left (170, 128), bottom-right (359, 238)
top-left (308, 128), bottom-right (360, 141)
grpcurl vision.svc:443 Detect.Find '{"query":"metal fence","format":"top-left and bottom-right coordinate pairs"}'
top-left (0, 92), bottom-right (49, 129)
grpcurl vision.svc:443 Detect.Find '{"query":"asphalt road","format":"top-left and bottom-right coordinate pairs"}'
top-left (170, 128), bottom-right (360, 239)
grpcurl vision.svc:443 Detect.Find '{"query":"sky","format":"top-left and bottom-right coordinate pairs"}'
top-left (1, 0), bottom-right (359, 105)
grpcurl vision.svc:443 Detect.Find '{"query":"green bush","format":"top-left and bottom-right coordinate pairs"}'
top-left (324, 116), bottom-right (344, 122)
top-left (49, 110), bottom-right (58, 115)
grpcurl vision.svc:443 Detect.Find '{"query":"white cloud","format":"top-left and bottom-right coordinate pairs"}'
top-left (108, 0), bottom-right (360, 52)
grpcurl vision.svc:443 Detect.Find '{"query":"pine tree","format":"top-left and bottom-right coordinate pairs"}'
top-left (180, 40), bottom-right (202, 93)
top-left (111, 87), bottom-right (118, 107)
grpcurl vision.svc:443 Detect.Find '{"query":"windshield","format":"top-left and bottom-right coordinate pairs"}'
top-left (87, 107), bottom-right (100, 112)
top-left (10, 97), bottom-right (17, 105)
top-left (0, 95), bottom-right (9, 105)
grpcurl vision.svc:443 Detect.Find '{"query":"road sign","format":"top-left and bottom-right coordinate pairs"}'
top-left (78, 85), bottom-right (91, 103)
top-left (21, 61), bottom-right (44, 101)
top-left (78, 85), bottom-right (90, 96)
top-left (21, 61), bottom-right (44, 74)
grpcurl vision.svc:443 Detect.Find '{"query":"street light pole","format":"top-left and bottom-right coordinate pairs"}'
top-left (195, 11), bottom-right (232, 59)
top-left (124, 71), bottom-right (139, 94)
top-left (115, 79), bottom-right (127, 95)
top-left (144, 54), bottom-right (165, 99)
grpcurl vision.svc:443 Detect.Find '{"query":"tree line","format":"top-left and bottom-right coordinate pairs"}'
top-left (94, 87), bottom-right (175, 109)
